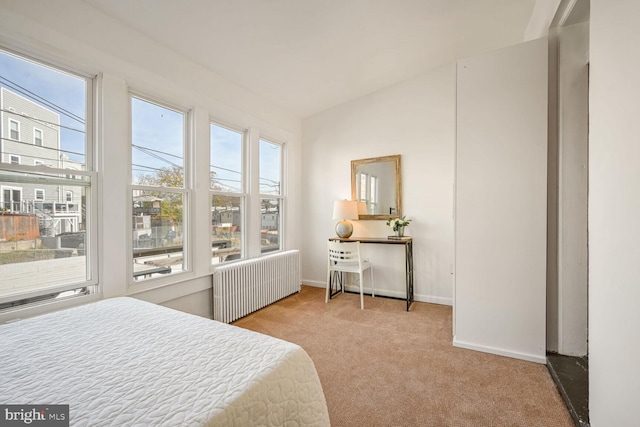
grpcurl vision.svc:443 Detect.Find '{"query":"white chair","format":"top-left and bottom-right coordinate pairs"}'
top-left (326, 240), bottom-right (374, 309)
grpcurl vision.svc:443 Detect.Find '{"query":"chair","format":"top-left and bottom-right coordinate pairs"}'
top-left (326, 240), bottom-right (374, 309)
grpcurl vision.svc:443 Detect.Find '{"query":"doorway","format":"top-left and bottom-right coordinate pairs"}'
top-left (546, 0), bottom-right (590, 425)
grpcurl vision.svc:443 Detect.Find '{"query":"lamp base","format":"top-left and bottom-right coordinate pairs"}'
top-left (335, 220), bottom-right (353, 238)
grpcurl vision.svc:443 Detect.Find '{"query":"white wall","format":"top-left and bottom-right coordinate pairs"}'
top-left (0, 0), bottom-right (302, 318)
top-left (589, 2), bottom-right (640, 426)
top-left (301, 64), bottom-right (455, 305)
top-left (454, 38), bottom-right (548, 363)
top-left (556, 21), bottom-right (589, 356)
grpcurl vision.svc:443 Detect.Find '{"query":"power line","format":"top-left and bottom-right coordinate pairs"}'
top-left (0, 108), bottom-right (85, 133)
top-left (132, 163), bottom-right (166, 173)
top-left (0, 136), bottom-right (85, 158)
top-left (132, 144), bottom-right (182, 160)
top-left (0, 77), bottom-right (85, 124)
top-left (211, 164), bottom-right (241, 175)
top-left (133, 145), bottom-right (181, 168)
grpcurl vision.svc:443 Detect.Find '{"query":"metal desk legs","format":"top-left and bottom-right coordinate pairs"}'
top-left (405, 240), bottom-right (414, 311)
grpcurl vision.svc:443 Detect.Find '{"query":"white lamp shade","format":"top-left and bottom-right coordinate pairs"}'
top-left (332, 200), bottom-right (359, 220)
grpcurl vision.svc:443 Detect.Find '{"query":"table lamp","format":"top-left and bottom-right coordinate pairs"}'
top-left (332, 200), bottom-right (359, 238)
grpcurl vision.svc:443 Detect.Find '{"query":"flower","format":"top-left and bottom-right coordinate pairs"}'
top-left (386, 216), bottom-right (411, 232)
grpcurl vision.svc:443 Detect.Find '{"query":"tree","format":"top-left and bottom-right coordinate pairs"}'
top-left (136, 166), bottom-right (184, 223)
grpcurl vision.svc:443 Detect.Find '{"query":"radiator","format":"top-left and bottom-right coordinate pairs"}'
top-left (212, 250), bottom-right (300, 323)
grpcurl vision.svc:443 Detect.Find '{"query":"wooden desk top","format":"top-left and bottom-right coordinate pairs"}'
top-left (329, 236), bottom-right (412, 245)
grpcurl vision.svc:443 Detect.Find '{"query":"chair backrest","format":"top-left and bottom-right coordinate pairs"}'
top-left (328, 240), bottom-right (362, 266)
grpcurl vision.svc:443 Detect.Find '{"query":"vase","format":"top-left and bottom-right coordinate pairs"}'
top-left (395, 226), bottom-right (405, 237)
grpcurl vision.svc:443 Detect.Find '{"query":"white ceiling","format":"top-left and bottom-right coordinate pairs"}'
top-left (81, 0), bottom-right (537, 118)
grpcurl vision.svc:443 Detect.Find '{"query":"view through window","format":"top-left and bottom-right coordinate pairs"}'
top-left (0, 48), bottom-right (94, 310)
top-left (131, 96), bottom-right (188, 282)
top-left (259, 139), bottom-right (282, 253)
top-left (210, 122), bottom-right (244, 264)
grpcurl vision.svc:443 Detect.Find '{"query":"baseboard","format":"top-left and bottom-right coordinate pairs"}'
top-left (453, 337), bottom-right (547, 364)
top-left (301, 280), bottom-right (453, 306)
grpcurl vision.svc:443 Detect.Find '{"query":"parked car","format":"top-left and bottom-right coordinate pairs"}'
top-left (56, 231), bottom-right (85, 249)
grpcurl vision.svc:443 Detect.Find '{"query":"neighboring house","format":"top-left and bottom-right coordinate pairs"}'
top-left (260, 212), bottom-right (278, 230)
top-left (0, 87), bottom-right (83, 236)
top-left (0, 2), bottom-right (638, 426)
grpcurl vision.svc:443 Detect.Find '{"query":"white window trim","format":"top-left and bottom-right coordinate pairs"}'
top-left (128, 93), bottom-right (193, 292)
top-left (209, 119), bottom-right (248, 264)
top-left (8, 118), bottom-right (20, 140)
top-left (65, 190), bottom-right (73, 202)
top-left (34, 188), bottom-right (45, 200)
top-left (0, 46), bottom-right (97, 320)
top-left (9, 155), bottom-right (20, 165)
top-left (258, 138), bottom-right (286, 253)
top-left (33, 127), bottom-right (43, 146)
top-left (1, 185), bottom-right (22, 201)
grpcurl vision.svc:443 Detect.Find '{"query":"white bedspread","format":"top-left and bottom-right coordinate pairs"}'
top-left (0, 297), bottom-right (330, 426)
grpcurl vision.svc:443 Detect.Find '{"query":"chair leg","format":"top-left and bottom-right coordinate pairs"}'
top-left (359, 272), bottom-right (364, 309)
top-left (370, 267), bottom-right (374, 297)
top-left (325, 268), bottom-right (331, 303)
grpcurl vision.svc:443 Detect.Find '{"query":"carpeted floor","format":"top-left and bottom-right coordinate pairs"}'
top-left (233, 285), bottom-right (573, 427)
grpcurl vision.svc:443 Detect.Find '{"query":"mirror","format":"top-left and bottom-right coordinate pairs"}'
top-left (351, 154), bottom-right (401, 220)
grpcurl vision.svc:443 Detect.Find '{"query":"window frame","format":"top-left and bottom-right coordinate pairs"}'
top-left (128, 92), bottom-right (193, 290)
top-left (1, 185), bottom-right (22, 212)
top-left (8, 118), bottom-right (20, 141)
top-left (34, 188), bottom-right (45, 201)
top-left (209, 119), bottom-right (247, 265)
top-left (33, 127), bottom-right (43, 146)
top-left (9, 155), bottom-right (19, 165)
top-left (258, 137), bottom-right (285, 254)
top-left (0, 46), bottom-right (97, 317)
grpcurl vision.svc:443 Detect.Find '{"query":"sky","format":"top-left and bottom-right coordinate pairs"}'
top-left (0, 49), bottom-right (86, 164)
top-left (1, 48), bottom-right (281, 195)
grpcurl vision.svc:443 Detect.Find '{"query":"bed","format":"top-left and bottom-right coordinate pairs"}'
top-left (0, 297), bottom-right (330, 426)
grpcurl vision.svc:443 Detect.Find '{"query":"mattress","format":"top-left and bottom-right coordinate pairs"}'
top-left (0, 297), bottom-right (330, 426)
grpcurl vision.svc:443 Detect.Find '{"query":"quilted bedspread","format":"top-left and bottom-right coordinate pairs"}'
top-left (0, 297), bottom-right (330, 426)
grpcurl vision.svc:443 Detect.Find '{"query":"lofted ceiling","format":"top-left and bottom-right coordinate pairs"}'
top-left (81, 0), bottom-right (537, 118)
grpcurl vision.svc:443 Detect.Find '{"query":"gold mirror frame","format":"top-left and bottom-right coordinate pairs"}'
top-left (351, 154), bottom-right (402, 220)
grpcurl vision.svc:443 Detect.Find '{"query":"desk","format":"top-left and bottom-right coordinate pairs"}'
top-left (328, 236), bottom-right (414, 311)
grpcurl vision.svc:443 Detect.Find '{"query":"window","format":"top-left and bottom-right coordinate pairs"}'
top-left (65, 191), bottom-right (73, 202)
top-left (356, 172), bottom-right (378, 213)
top-left (8, 119), bottom-right (19, 140)
top-left (2, 187), bottom-right (21, 212)
top-left (131, 95), bottom-right (188, 282)
top-left (210, 122), bottom-right (245, 263)
top-left (259, 139), bottom-right (283, 253)
top-left (34, 128), bottom-right (43, 146)
top-left (0, 48), bottom-right (94, 311)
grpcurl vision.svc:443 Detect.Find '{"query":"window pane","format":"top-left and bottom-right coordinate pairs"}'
top-left (131, 97), bottom-right (184, 187)
top-left (259, 139), bottom-right (281, 195)
top-left (0, 169), bottom-right (90, 302)
top-left (0, 49), bottom-right (92, 310)
top-left (9, 120), bottom-right (19, 140)
top-left (132, 190), bottom-right (185, 281)
top-left (358, 173), bottom-right (367, 201)
top-left (211, 195), bottom-right (242, 263)
top-left (261, 198), bottom-right (280, 253)
top-left (210, 123), bottom-right (243, 192)
top-left (34, 128), bottom-right (43, 146)
top-left (1, 50), bottom-right (87, 168)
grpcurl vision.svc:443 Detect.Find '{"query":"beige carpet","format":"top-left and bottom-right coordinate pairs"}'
top-left (233, 286), bottom-right (573, 427)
